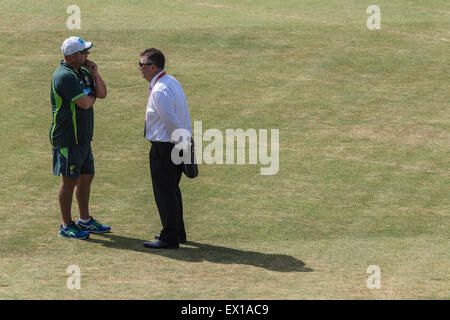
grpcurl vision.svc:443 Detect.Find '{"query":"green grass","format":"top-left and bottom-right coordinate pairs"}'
top-left (0, 0), bottom-right (449, 299)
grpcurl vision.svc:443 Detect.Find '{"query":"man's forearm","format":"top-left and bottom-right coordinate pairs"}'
top-left (75, 94), bottom-right (96, 110)
top-left (92, 74), bottom-right (107, 98)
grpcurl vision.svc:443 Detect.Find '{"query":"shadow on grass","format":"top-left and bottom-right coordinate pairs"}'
top-left (88, 233), bottom-right (313, 273)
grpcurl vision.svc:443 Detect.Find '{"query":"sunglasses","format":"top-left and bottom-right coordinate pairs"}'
top-left (77, 49), bottom-right (89, 54)
top-left (139, 61), bottom-right (154, 67)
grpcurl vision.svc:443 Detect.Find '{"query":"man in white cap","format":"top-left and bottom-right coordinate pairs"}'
top-left (49, 36), bottom-right (110, 239)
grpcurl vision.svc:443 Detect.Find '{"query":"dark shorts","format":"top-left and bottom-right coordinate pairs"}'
top-left (52, 143), bottom-right (95, 178)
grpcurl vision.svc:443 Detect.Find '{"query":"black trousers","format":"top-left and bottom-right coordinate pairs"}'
top-left (149, 141), bottom-right (186, 244)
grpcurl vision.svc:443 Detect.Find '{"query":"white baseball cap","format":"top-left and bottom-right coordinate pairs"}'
top-left (61, 36), bottom-right (93, 56)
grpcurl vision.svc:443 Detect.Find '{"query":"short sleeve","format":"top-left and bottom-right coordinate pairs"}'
top-left (54, 72), bottom-right (84, 102)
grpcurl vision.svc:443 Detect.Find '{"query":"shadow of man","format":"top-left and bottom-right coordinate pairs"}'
top-left (88, 233), bottom-right (313, 273)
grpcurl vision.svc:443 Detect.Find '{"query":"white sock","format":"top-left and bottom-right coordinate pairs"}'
top-left (79, 218), bottom-right (91, 224)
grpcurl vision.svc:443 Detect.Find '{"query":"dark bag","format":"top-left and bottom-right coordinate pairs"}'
top-left (182, 138), bottom-right (198, 179)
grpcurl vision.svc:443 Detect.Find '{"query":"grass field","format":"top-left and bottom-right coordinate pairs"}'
top-left (0, 0), bottom-right (449, 299)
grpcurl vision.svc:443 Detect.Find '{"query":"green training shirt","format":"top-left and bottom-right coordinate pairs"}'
top-left (49, 60), bottom-right (95, 148)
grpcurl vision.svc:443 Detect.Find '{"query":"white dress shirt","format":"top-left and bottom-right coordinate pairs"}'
top-left (145, 70), bottom-right (192, 142)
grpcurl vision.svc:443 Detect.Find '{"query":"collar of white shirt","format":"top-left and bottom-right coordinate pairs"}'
top-left (150, 70), bottom-right (166, 90)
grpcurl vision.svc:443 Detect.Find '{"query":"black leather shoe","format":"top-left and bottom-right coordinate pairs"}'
top-left (143, 240), bottom-right (179, 249)
top-left (155, 234), bottom-right (186, 244)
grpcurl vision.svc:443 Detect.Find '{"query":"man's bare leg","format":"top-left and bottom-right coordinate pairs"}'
top-left (75, 174), bottom-right (94, 221)
top-left (59, 176), bottom-right (79, 226)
